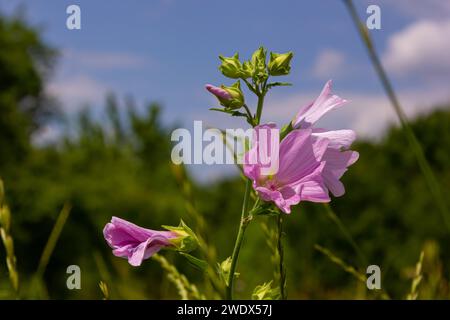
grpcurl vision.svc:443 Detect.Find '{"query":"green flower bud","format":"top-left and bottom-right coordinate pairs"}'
top-left (219, 53), bottom-right (243, 79)
top-left (251, 47), bottom-right (268, 82)
top-left (268, 51), bottom-right (293, 76)
top-left (252, 281), bottom-right (281, 300)
top-left (251, 47), bottom-right (267, 65)
top-left (222, 81), bottom-right (245, 109)
top-left (218, 256), bottom-right (232, 286)
top-left (241, 61), bottom-right (254, 79)
top-left (163, 220), bottom-right (198, 253)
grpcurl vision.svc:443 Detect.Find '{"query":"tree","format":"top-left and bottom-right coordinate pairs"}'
top-left (0, 13), bottom-right (57, 167)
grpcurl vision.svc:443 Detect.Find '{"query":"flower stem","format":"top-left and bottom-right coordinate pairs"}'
top-left (255, 92), bottom-right (265, 124)
top-left (277, 214), bottom-right (287, 299)
top-left (226, 178), bottom-right (252, 300)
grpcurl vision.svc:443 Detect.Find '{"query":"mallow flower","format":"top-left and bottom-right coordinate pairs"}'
top-left (244, 124), bottom-right (330, 213)
top-left (291, 80), bottom-right (359, 197)
top-left (244, 81), bottom-right (359, 213)
top-left (103, 217), bottom-right (196, 266)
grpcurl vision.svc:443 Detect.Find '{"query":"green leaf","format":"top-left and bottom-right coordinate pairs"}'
top-left (179, 252), bottom-right (208, 271)
top-left (209, 108), bottom-right (233, 114)
top-left (209, 108), bottom-right (247, 118)
top-left (267, 82), bottom-right (292, 90)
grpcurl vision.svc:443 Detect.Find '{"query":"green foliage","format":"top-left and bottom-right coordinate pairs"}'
top-left (0, 14), bottom-right (57, 168)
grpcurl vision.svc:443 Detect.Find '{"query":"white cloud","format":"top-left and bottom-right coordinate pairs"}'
top-left (47, 75), bottom-right (109, 112)
top-left (312, 49), bottom-right (345, 79)
top-left (383, 19), bottom-right (450, 78)
top-left (64, 49), bottom-right (149, 70)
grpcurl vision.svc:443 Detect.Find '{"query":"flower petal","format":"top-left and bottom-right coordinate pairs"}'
top-left (276, 129), bottom-right (329, 185)
top-left (292, 80), bottom-right (347, 129)
top-left (312, 129), bottom-right (356, 150)
top-left (322, 150), bottom-right (359, 197)
top-left (244, 123), bottom-right (279, 180)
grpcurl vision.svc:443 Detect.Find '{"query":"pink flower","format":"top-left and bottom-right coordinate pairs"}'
top-left (292, 80), bottom-right (359, 197)
top-left (103, 217), bottom-right (177, 266)
top-left (244, 124), bottom-right (330, 213)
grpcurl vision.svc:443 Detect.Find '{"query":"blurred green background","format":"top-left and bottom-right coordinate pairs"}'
top-left (1, 11), bottom-right (450, 300)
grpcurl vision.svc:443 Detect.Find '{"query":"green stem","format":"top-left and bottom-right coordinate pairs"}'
top-left (343, 0), bottom-right (450, 232)
top-left (277, 214), bottom-right (287, 299)
top-left (255, 93), bottom-right (265, 124)
top-left (226, 178), bottom-right (252, 299)
top-left (243, 104), bottom-right (254, 126)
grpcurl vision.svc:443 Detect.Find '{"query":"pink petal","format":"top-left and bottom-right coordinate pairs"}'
top-left (276, 129), bottom-right (329, 185)
top-left (244, 123), bottom-right (279, 180)
top-left (205, 84), bottom-right (232, 100)
top-left (292, 80), bottom-right (347, 129)
top-left (312, 129), bottom-right (356, 150)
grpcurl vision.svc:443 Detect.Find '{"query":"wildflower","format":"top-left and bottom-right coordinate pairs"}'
top-left (244, 124), bottom-right (330, 213)
top-left (291, 80), bottom-right (359, 197)
top-left (103, 217), bottom-right (177, 266)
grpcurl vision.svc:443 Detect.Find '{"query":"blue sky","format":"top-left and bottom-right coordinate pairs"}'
top-left (1, 0), bottom-right (449, 181)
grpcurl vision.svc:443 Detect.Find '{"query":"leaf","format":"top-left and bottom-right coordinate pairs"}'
top-left (209, 108), bottom-right (233, 114)
top-left (209, 108), bottom-right (247, 118)
top-left (251, 203), bottom-right (280, 216)
top-left (231, 111), bottom-right (248, 117)
top-left (267, 82), bottom-right (292, 90)
top-left (179, 252), bottom-right (208, 271)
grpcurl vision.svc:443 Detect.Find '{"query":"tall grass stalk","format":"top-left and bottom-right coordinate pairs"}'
top-left (277, 214), bottom-right (287, 299)
top-left (407, 251), bottom-right (424, 300)
top-left (99, 281), bottom-right (110, 300)
top-left (171, 164), bottom-right (223, 298)
top-left (260, 217), bottom-right (286, 299)
top-left (343, 0), bottom-right (450, 232)
top-left (0, 178), bottom-right (19, 295)
top-left (152, 253), bottom-right (204, 300)
top-left (36, 203), bottom-right (72, 277)
top-left (323, 204), bottom-right (367, 267)
top-left (315, 244), bottom-right (390, 299)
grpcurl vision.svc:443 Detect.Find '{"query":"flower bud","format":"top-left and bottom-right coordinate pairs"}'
top-left (205, 84), bottom-right (232, 101)
top-left (206, 81), bottom-right (244, 110)
top-left (241, 61), bottom-right (254, 79)
top-left (163, 220), bottom-right (198, 253)
top-left (268, 51), bottom-right (293, 76)
top-left (219, 53), bottom-right (242, 79)
top-left (251, 47), bottom-right (268, 82)
top-left (252, 281), bottom-right (280, 300)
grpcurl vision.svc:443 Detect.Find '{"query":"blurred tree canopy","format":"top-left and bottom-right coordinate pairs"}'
top-left (1, 13), bottom-right (450, 299)
top-left (0, 14), bottom-right (57, 168)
